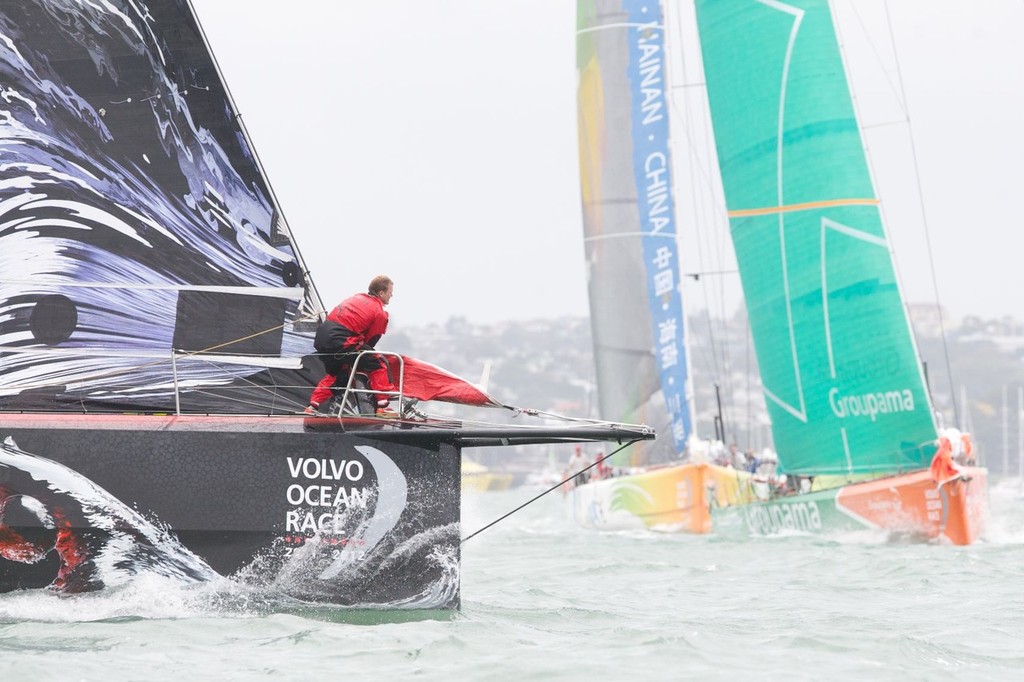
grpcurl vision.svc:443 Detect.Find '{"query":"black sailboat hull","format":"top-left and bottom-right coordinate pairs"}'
top-left (0, 415), bottom-right (461, 608)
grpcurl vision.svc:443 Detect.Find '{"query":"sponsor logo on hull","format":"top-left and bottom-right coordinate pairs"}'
top-left (744, 499), bottom-right (823, 535)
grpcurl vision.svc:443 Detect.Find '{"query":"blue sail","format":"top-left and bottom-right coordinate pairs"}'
top-left (578, 0), bottom-right (692, 463)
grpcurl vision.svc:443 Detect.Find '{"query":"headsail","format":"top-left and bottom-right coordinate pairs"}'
top-left (0, 0), bottom-right (320, 413)
top-left (385, 356), bottom-right (501, 407)
top-left (577, 0), bottom-right (692, 465)
top-left (693, 0), bottom-right (936, 474)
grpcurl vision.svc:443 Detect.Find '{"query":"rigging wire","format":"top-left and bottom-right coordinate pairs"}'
top-left (184, 0), bottom-right (324, 317)
top-left (835, 0), bottom-right (960, 428)
top-left (665, 1), bottom-right (748, 447)
top-left (876, 0), bottom-right (960, 428)
top-left (459, 440), bottom-right (639, 544)
top-left (665, 5), bottom-right (720, 440)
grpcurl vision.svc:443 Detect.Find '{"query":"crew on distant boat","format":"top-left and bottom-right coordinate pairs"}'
top-left (751, 447), bottom-right (780, 501)
top-left (564, 446), bottom-right (592, 488)
top-left (306, 275), bottom-right (398, 418)
top-left (728, 443), bottom-right (747, 470)
top-left (711, 441), bottom-right (730, 467)
top-left (744, 448), bottom-right (759, 474)
top-left (930, 428), bottom-right (972, 484)
top-left (955, 431), bottom-right (976, 466)
top-left (592, 451), bottom-right (612, 480)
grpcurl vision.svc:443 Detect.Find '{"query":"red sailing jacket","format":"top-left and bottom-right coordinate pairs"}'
top-left (314, 293), bottom-right (389, 352)
top-left (929, 440), bottom-right (960, 484)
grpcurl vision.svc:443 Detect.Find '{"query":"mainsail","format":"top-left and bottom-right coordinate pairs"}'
top-left (0, 0), bottom-right (320, 414)
top-left (577, 0), bottom-right (693, 465)
top-left (693, 0), bottom-right (937, 474)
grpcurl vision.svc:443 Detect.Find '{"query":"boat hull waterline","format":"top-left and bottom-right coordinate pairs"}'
top-left (711, 467), bottom-right (988, 545)
top-left (0, 414), bottom-right (461, 609)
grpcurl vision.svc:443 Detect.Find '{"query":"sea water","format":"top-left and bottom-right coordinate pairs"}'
top-left (3, 481), bottom-right (1024, 681)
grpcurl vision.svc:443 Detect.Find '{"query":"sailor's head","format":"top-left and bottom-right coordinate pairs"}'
top-left (368, 275), bottom-right (394, 305)
top-left (938, 427), bottom-right (962, 452)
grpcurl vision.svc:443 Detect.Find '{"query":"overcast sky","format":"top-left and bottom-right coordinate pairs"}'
top-left (189, 0), bottom-right (1024, 329)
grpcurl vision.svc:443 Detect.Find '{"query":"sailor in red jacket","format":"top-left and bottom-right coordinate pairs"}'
top-left (307, 275), bottom-right (397, 416)
top-left (930, 428), bottom-right (966, 485)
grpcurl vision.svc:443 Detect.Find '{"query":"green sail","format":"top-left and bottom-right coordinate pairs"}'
top-left (694, 0), bottom-right (936, 475)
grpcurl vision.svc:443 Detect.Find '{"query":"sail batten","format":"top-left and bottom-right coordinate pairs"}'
top-left (0, 282), bottom-right (306, 298)
top-left (727, 197), bottom-right (880, 217)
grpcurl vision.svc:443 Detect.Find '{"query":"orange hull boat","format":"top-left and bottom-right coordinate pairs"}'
top-left (566, 462), bottom-right (756, 533)
top-left (836, 466), bottom-right (988, 545)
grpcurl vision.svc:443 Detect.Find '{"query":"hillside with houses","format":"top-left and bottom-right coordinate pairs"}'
top-left (385, 308), bottom-right (1024, 480)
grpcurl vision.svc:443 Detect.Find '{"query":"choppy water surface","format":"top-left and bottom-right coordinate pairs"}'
top-left (3, 480), bottom-right (1024, 680)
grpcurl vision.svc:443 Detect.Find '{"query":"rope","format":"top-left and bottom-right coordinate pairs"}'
top-left (460, 440), bottom-right (639, 544)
